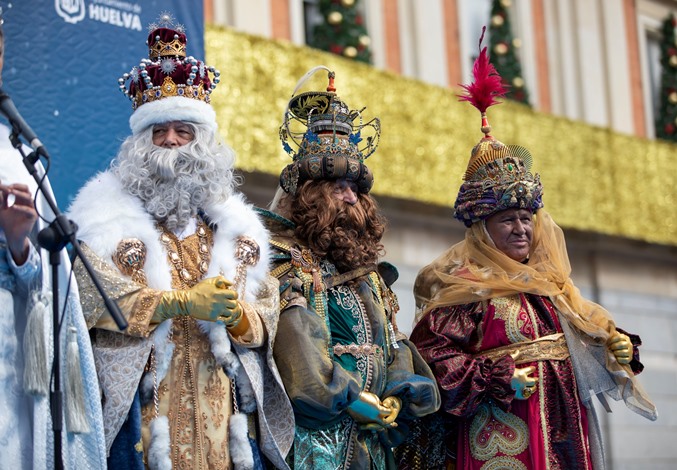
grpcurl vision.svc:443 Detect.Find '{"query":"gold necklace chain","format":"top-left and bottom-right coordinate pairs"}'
top-left (159, 218), bottom-right (212, 289)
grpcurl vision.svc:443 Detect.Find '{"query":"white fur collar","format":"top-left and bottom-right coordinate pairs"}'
top-left (67, 170), bottom-right (271, 300)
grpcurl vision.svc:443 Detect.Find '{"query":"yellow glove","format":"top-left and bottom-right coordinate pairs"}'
top-left (347, 391), bottom-right (390, 426)
top-left (607, 331), bottom-right (632, 365)
top-left (511, 365), bottom-right (537, 400)
top-left (154, 276), bottom-right (240, 323)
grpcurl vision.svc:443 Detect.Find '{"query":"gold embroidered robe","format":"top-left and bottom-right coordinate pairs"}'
top-left (93, 226), bottom-right (264, 469)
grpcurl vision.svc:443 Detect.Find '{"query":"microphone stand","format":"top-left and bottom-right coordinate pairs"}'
top-left (7, 124), bottom-right (127, 470)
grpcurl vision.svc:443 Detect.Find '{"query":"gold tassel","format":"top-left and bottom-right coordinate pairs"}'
top-left (65, 326), bottom-right (90, 433)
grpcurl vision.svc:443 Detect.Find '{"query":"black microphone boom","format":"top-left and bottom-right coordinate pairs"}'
top-left (0, 88), bottom-right (49, 158)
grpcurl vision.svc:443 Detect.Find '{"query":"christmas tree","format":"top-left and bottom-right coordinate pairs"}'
top-left (655, 13), bottom-right (677, 141)
top-left (488, 0), bottom-right (530, 105)
top-left (311, 0), bottom-right (372, 64)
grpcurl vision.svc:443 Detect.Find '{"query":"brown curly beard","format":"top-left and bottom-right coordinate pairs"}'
top-left (283, 180), bottom-right (386, 273)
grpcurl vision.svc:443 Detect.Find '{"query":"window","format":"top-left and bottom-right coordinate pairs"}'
top-left (645, 29), bottom-right (662, 133)
top-left (458, 0), bottom-right (493, 80)
top-left (303, 0), bottom-right (323, 45)
top-left (638, 13), bottom-right (663, 139)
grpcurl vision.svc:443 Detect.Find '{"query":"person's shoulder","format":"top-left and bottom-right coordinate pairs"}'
top-left (254, 209), bottom-right (314, 279)
top-left (255, 207), bottom-right (293, 230)
top-left (68, 170), bottom-right (125, 217)
top-left (204, 192), bottom-right (262, 229)
top-left (254, 207), bottom-right (298, 248)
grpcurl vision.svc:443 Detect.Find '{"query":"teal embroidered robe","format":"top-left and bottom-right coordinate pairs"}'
top-left (261, 211), bottom-right (440, 470)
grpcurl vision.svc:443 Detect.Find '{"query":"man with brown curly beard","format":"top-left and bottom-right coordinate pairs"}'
top-left (278, 178), bottom-right (384, 275)
top-left (258, 68), bottom-right (440, 469)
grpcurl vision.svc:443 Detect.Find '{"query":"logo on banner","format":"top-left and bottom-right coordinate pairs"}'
top-left (55, 0), bottom-right (143, 31)
top-left (55, 0), bottom-right (86, 24)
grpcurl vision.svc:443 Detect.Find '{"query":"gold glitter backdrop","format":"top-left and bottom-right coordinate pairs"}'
top-left (206, 25), bottom-right (677, 247)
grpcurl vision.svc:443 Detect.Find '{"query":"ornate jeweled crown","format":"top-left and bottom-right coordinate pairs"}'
top-left (453, 28), bottom-right (543, 227)
top-left (117, 12), bottom-right (220, 110)
top-left (279, 66), bottom-right (381, 195)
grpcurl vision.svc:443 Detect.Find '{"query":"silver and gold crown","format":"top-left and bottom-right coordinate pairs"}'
top-left (279, 67), bottom-right (381, 195)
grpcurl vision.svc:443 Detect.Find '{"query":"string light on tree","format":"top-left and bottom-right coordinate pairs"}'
top-left (328, 11), bottom-right (343, 25)
top-left (492, 15), bottom-right (504, 27)
top-left (310, 0), bottom-right (373, 64)
top-left (494, 43), bottom-right (509, 55)
top-left (343, 46), bottom-right (358, 58)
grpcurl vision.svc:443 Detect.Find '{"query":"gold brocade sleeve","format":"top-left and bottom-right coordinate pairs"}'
top-left (74, 242), bottom-right (162, 337)
top-left (248, 274), bottom-right (281, 346)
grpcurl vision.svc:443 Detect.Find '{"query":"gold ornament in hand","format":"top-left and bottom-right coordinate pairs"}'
top-left (381, 396), bottom-right (402, 427)
top-left (511, 365), bottom-right (537, 400)
top-left (347, 391), bottom-right (389, 429)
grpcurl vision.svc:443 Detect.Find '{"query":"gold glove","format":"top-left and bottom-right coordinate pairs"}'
top-left (347, 391), bottom-right (390, 426)
top-left (607, 331), bottom-right (632, 365)
top-left (511, 365), bottom-right (537, 400)
top-left (218, 300), bottom-right (243, 327)
top-left (154, 276), bottom-right (239, 322)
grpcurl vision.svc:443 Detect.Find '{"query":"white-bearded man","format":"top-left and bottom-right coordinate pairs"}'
top-left (67, 15), bottom-right (293, 470)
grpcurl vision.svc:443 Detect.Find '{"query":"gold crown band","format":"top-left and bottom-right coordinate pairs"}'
top-left (132, 76), bottom-right (209, 110)
top-left (149, 38), bottom-right (186, 59)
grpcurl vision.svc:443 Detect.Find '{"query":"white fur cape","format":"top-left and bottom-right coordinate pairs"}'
top-left (67, 170), bottom-right (293, 469)
top-left (68, 170), bottom-right (270, 297)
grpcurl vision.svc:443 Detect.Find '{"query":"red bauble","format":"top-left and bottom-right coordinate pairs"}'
top-left (330, 44), bottom-right (343, 54)
top-left (665, 123), bottom-right (675, 134)
top-left (355, 14), bottom-right (363, 25)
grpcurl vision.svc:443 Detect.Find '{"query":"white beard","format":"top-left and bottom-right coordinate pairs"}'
top-left (117, 145), bottom-right (228, 231)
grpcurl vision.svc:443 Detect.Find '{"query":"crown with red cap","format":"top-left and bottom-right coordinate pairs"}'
top-left (118, 12), bottom-right (221, 135)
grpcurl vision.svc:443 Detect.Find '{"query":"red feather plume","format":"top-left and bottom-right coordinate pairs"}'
top-left (458, 26), bottom-right (507, 113)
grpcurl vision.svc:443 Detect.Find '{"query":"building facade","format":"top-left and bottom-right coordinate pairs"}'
top-left (206, 0), bottom-right (677, 139)
top-left (205, 1), bottom-right (677, 468)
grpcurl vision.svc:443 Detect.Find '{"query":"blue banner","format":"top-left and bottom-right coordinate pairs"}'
top-left (1, 0), bottom-right (204, 205)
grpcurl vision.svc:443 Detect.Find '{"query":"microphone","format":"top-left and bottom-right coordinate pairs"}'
top-left (0, 88), bottom-right (49, 158)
